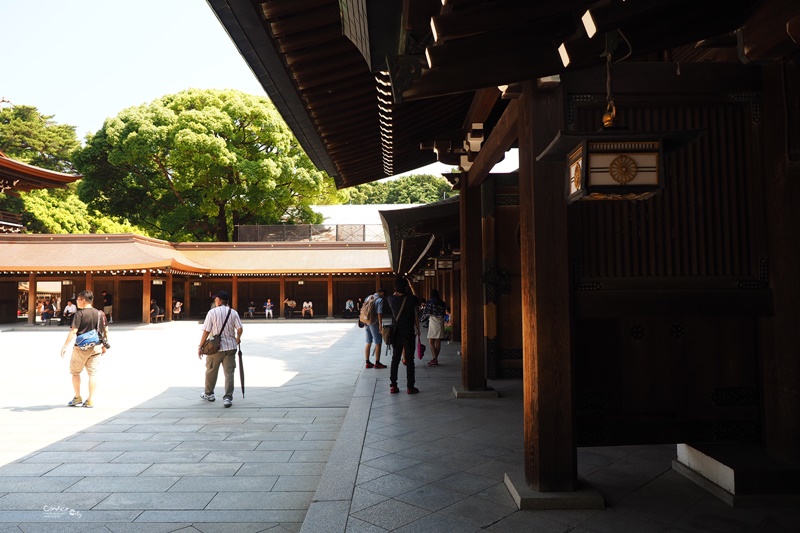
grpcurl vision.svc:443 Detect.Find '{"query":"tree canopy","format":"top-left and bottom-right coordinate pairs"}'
top-left (346, 174), bottom-right (456, 204)
top-left (0, 104), bottom-right (79, 173)
top-left (0, 104), bottom-right (142, 234)
top-left (74, 89), bottom-right (344, 242)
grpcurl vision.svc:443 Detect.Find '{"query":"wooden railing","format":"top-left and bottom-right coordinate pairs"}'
top-left (0, 210), bottom-right (23, 233)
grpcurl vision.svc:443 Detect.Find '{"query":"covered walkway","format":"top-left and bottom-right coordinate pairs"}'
top-left (0, 322), bottom-right (796, 531)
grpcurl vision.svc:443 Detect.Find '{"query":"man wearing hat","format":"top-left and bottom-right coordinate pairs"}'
top-left (198, 290), bottom-right (243, 408)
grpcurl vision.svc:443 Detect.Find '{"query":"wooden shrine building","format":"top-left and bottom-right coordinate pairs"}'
top-left (210, 0), bottom-right (800, 506)
top-left (0, 233), bottom-right (392, 324)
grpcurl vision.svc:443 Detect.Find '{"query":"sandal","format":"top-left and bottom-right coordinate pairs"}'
top-left (427, 359), bottom-right (438, 366)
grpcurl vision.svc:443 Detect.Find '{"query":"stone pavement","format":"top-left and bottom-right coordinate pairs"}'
top-left (0, 320), bottom-right (798, 532)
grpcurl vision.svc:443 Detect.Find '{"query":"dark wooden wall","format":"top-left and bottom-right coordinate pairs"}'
top-left (0, 281), bottom-right (16, 324)
top-left (564, 64), bottom-right (768, 445)
top-left (238, 281), bottom-right (281, 315)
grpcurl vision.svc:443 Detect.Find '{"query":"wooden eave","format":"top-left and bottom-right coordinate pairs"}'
top-left (211, 0), bottom-right (794, 188)
top-left (0, 234), bottom-right (207, 274)
top-left (0, 234), bottom-right (392, 276)
top-left (379, 198), bottom-right (460, 274)
top-left (0, 152), bottom-right (80, 194)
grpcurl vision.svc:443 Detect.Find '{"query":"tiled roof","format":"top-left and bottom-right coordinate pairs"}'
top-left (0, 234), bottom-right (391, 275)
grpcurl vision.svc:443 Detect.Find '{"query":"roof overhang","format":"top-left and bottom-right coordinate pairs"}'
top-left (208, 0), bottom-right (790, 188)
top-left (0, 234), bottom-right (392, 276)
top-left (0, 151), bottom-right (80, 195)
top-left (379, 197), bottom-right (460, 274)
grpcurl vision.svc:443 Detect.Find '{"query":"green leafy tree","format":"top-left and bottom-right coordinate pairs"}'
top-left (0, 103), bottom-right (142, 234)
top-left (0, 104), bottom-right (79, 173)
top-left (348, 174), bottom-right (456, 204)
top-left (21, 185), bottom-right (144, 234)
top-left (74, 89), bottom-right (344, 242)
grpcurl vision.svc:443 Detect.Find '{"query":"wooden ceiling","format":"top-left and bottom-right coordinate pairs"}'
top-left (210, 0), bottom-right (795, 189)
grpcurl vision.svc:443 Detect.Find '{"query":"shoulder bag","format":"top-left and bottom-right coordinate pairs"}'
top-left (382, 296), bottom-right (407, 345)
top-left (201, 307), bottom-right (232, 355)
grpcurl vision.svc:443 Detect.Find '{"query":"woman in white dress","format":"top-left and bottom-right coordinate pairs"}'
top-left (421, 289), bottom-right (447, 366)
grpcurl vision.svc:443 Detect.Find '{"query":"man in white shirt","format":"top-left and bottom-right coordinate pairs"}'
top-left (198, 291), bottom-right (243, 408)
top-left (302, 300), bottom-right (313, 318)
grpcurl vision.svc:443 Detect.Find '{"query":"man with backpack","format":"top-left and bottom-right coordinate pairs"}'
top-left (59, 290), bottom-right (109, 408)
top-left (360, 287), bottom-right (387, 369)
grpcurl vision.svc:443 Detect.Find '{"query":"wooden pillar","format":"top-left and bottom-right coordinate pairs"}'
top-left (451, 267), bottom-right (461, 343)
top-left (166, 273), bottom-right (173, 321)
top-left (85, 272), bottom-right (93, 292)
top-left (482, 179), bottom-right (499, 378)
top-left (232, 275), bottom-right (239, 313)
top-left (112, 277), bottom-right (120, 317)
top-left (183, 280), bottom-right (191, 318)
top-left (518, 81), bottom-right (575, 491)
top-left (142, 271), bottom-right (151, 324)
top-left (27, 272), bottom-right (37, 325)
top-left (460, 180), bottom-right (487, 391)
top-left (760, 63), bottom-right (800, 463)
top-left (279, 276), bottom-right (286, 319)
top-left (327, 274), bottom-right (334, 318)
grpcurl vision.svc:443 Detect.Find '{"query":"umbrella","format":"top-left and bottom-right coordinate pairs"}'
top-left (238, 345), bottom-right (245, 398)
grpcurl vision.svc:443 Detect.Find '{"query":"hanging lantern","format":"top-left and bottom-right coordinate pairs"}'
top-left (539, 37), bottom-right (702, 203)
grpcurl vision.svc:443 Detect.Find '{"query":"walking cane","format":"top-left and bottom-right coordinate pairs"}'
top-left (238, 345), bottom-right (245, 398)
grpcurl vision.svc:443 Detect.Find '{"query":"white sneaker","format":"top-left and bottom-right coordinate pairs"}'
top-left (223, 398), bottom-right (232, 408)
top-left (201, 393), bottom-right (215, 402)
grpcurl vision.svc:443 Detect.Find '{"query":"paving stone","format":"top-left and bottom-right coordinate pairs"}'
top-left (65, 476), bottom-right (181, 493)
top-left (208, 491), bottom-right (314, 510)
top-left (0, 476), bottom-right (81, 493)
top-left (95, 491), bottom-right (216, 510)
top-left (169, 476), bottom-right (277, 492)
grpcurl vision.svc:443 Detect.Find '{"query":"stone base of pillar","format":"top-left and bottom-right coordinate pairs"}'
top-left (504, 471), bottom-right (604, 510)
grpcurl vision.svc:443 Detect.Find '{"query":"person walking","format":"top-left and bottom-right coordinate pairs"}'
top-left (198, 291), bottom-right (243, 408)
top-left (362, 288), bottom-right (387, 369)
top-left (421, 289), bottom-right (448, 366)
top-left (101, 290), bottom-right (113, 324)
top-left (59, 290), bottom-right (109, 408)
top-left (264, 298), bottom-right (273, 319)
top-left (387, 277), bottom-right (420, 394)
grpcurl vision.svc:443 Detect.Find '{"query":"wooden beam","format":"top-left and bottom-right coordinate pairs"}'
top-left (431, 1), bottom-right (583, 43)
top-left (268, 3), bottom-right (340, 38)
top-left (467, 98), bottom-right (519, 187)
top-left (518, 81), bottom-right (575, 491)
top-left (402, 50), bottom-right (562, 101)
top-left (740, 0), bottom-right (800, 61)
top-left (463, 87), bottom-right (501, 132)
top-left (429, 14), bottom-right (575, 65)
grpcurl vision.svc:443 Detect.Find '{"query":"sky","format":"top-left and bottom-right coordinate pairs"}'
top-left (0, 0), bottom-right (517, 177)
